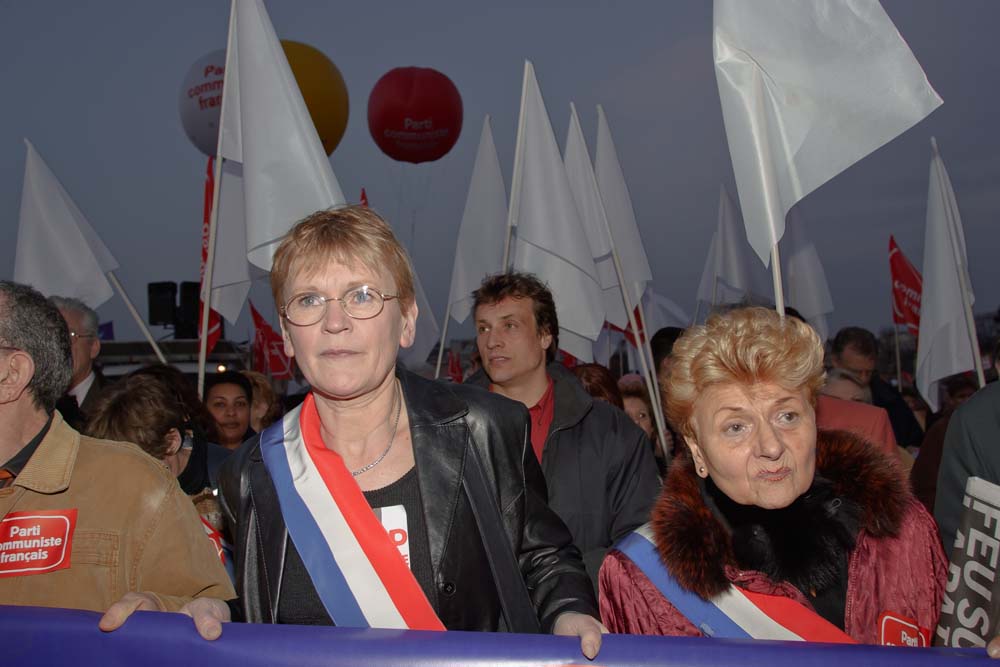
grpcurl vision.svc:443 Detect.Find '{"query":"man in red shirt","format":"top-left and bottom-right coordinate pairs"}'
top-left (467, 272), bottom-right (659, 588)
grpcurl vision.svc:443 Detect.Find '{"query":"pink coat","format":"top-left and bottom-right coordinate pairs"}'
top-left (599, 430), bottom-right (947, 645)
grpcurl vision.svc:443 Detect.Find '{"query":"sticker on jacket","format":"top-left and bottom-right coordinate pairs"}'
top-left (879, 611), bottom-right (930, 646)
top-left (373, 504), bottom-right (409, 568)
top-left (0, 509), bottom-right (77, 578)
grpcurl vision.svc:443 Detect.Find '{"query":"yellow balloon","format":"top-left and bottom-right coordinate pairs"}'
top-left (281, 40), bottom-right (349, 156)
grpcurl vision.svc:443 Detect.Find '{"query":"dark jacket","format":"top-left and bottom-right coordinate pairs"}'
top-left (600, 430), bottom-right (947, 644)
top-left (468, 363), bottom-right (660, 582)
top-left (218, 368), bottom-right (597, 632)
top-left (871, 374), bottom-right (924, 448)
top-left (934, 381), bottom-right (1000, 551)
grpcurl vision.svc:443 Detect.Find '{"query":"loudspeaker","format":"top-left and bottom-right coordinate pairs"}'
top-left (175, 282), bottom-right (200, 340)
top-left (175, 282), bottom-right (224, 341)
top-left (147, 282), bottom-right (177, 326)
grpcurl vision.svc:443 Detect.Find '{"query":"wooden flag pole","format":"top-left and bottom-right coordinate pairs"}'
top-left (106, 272), bottom-right (167, 364)
top-left (502, 62), bottom-right (531, 271)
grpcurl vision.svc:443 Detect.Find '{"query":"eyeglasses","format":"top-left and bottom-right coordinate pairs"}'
top-left (68, 331), bottom-right (97, 341)
top-left (280, 286), bottom-right (399, 326)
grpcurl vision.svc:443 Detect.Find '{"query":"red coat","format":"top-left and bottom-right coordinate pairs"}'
top-left (599, 430), bottom-right (947, 645)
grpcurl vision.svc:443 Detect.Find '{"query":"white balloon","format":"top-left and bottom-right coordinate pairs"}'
top-left (178, 50), bottom-right (226, 157)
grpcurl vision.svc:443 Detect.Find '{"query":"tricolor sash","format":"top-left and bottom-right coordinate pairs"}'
top-left (259, 393), bottom-right (444, 631)
top-left (617, 524), bottom-right (856, 643)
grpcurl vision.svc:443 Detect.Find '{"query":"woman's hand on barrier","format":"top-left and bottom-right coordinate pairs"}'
top-left (99, 592), bottom-right (231, 640)
top-left (553, 611), bottom-right (608, 660)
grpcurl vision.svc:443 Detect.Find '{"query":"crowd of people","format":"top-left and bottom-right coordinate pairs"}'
top-left (2, 204), bottom-right (999, 658)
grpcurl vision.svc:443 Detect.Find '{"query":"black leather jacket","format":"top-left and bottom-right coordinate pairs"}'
top-left (218, 368), bottom-right (597, 632)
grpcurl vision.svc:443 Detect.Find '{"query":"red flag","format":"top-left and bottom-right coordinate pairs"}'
top-left (447, 348), bottom-right (463, 383)
top-left (199, 157), bottom-right (222, 354)
top-left (360, 188), bottom-right (369, 207)
top-left (250, 302), bottom-right (293, 380)
top-left (889, 235), bottom-right (922, 337)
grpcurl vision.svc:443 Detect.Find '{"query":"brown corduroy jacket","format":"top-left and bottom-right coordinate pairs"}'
top-left (0, 412), bottom-right (234, 612)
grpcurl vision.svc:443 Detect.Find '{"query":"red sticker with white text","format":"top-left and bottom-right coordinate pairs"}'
top-left (0, 509), bottom-right (77, 577)
top-left (879, 612), bottom-right (930, 647)
top-left (200, 517), bottom-right (226, 565)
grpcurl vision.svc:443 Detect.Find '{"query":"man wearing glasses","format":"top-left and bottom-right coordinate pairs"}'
top-left (0, 281), bottom-right (234, 627)
top-left (50, 296), bottom-right (105, 427)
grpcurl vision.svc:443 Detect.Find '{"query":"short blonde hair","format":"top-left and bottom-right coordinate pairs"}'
top-left (270, 206), bottom-right (416, 314)
top-left (664, 307), bottom-right (825, 440)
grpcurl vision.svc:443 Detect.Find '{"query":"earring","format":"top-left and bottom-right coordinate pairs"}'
top-left (699, 466), bottom-right (706, 475)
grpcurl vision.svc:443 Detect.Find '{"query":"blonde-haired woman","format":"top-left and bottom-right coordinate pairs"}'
top-left (600, 307), bottom-right (946, 646)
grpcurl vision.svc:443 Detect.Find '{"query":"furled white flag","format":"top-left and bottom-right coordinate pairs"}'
top-left (15, 139), bottom-right (119, 308)
top-left (228, 0), bottom-right (345, 271)
top-left (446, 116), bottom-right (507, 325)
top-left (696, 185), bottom-right (771, 309)
top-left (595, 105), bottom-right (652, 312)
top-left (509, 61), bottom-right (604, 362)
top-left (916, 139), bottom-right (979, 412)
top-left (564, 103), bottom-right (627, 329)
top-left (782, 206), bottom-right (834, 341)
top-left (714, 0), bottom-right (942, 266)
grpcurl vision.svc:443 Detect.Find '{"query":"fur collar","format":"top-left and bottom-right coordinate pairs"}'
top-left (651, 429), bottom-right (909, 600)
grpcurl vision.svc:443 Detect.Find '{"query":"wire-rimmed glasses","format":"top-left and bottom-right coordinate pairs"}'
top-left (280, 286), bottom-right (399, 326)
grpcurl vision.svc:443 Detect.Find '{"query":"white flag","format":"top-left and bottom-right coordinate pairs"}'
top-left (398, 273), bottom-right (440, 369)
top-left (207, 4), bottom-right (251, 325)
top-left (696, 185), bottom-right (770, 307)
top-left (231, 0), bottom-right (345, 270)
top-left (595, 105), bottom-right (652, 309)
top-left (510, 61), bottom-right (604, 356)
top-left (594, 288), bottom-right (688, 367)
top-left (714, 0), bottom-right (942, 266)
top-left (783, 207), bottom-right (834, 341)
top-left (446, 116), bottom-right (507, 324)
top-left (564, 103), bottom-right (627, 329)
top-left (15, 139), bottom-right (118, 308)
top-left (916, 139), bottom-right (978, 412)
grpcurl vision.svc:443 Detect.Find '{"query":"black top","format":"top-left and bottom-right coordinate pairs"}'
top-left (1, 414), bottom-right (53, 479)
top-left (277, 466), bottom-right (435, 625)
top-left (702, 475), bottom-right (860, 630)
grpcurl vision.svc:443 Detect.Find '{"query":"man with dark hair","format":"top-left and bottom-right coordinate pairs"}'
top-left (469, 272), bottom-right (659, 587)
top-left (49, 296), bottom-right (107, 428)
top-left (830, 325), bottom-right (924, 447)
top-left (0, 281), bottom-right (233, 636)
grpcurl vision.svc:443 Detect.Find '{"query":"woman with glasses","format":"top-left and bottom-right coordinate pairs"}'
top-left (158, 206), bottom-right (605, 657)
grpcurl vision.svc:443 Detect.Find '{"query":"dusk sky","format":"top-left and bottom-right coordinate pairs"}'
top-left (1, 1), bottom-right (997, 347)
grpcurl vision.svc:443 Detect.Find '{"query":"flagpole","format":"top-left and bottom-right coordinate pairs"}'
top-left (931, 138), bottom-right (985, 387)
top-left (635, 298), bottom-right (669, 459)
top-left (106, 271), bottom-right (167, 364)
top-left (502, 62), bottom-right (531, 271)
top-left (892, 317), bottom-right (904, 390)
top-left (199, 1), bottom-right (237, 399)
top-left (771, 244), bottom-right (786, 316)
top-left (434, 301), bottom-right (452, 379)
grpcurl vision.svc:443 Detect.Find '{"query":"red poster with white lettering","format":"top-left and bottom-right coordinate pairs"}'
top-left (888, 236), bottom-right (922, 338)
top-left (0, 509), bottom-right (77, 578)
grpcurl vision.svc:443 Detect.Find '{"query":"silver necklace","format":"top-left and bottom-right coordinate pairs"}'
top-left (350, 382), bottom-right (403, 477)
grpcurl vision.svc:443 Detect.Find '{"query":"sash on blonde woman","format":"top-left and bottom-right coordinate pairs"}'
top-left (617, 524), bottom-right (856, 643)
top-left (259, 393), bottom-right (444, 630)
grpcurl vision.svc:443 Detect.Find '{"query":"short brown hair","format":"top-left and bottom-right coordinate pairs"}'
top-left (572, 363), bottom-right (623, 409)
top-left (241, 370), bottom-right (283, 430)
top-left (472, 272), bottom-right (559, 363)
top-left (664, 307), bottom-right (825, 441)
top-left (270, 206), bottom-right (416, 315)
top-left (85, 373), bottom-right (187, 460)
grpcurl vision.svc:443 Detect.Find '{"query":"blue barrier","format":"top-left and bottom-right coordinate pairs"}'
top-left (1, 605), bottom-right (990, 666)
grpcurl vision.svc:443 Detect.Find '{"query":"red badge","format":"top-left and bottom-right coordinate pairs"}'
top-left (200, 517), bottom-right (226, 565)
top-left (879, 612), bottom-right (930, 647)
top-left (0, 509), bottom-right (77, 578)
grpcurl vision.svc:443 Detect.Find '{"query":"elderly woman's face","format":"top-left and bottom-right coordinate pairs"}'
top-left (686, 381), bottom-right (816, 509)
top-left (280, 261), bottom-right (416, 401)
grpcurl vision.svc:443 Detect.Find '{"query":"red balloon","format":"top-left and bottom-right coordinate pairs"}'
top-left (367, 67), bottom-right (463, 164)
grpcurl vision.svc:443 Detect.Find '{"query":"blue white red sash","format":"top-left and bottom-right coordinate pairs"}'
top-left (259, 393), bottom-right (444, 631)
top-left (617, 524), bottom-right (856, 643)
